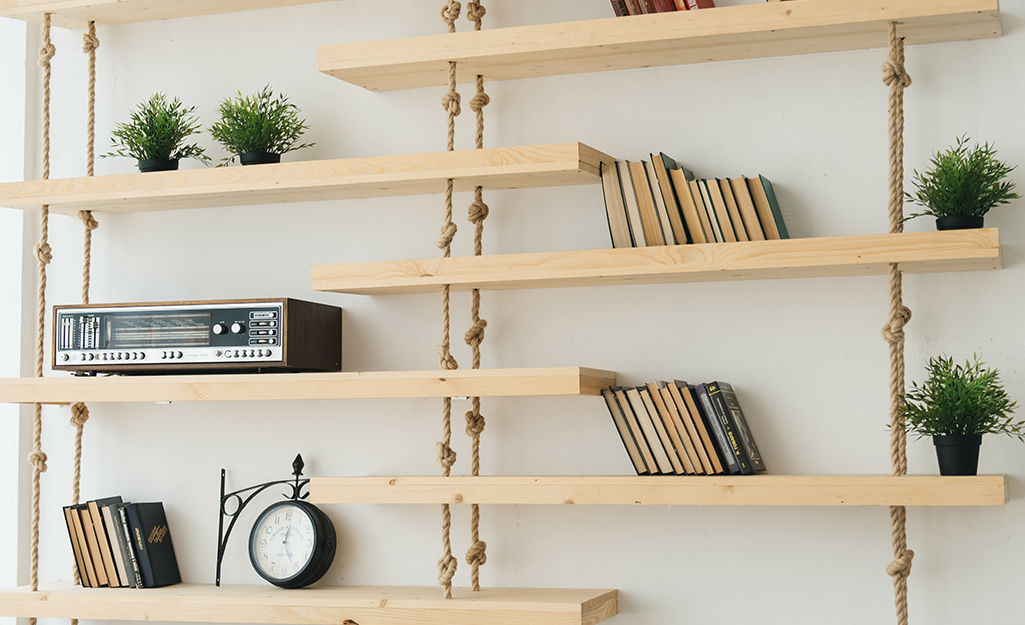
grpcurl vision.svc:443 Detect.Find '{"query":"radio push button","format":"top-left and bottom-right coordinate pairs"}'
top-left (230, 322), bottom-right (246, 334)
top-left (212, 323), bottom-right (227, 335)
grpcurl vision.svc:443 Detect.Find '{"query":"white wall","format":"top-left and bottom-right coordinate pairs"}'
top-left (2, 1), bottom-right (1025, 624)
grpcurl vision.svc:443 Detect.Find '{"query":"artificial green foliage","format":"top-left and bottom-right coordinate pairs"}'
top-left (209, 86), bottom-right (313, 164)
top-left (906, 135), bottom-right (1019, 219)
top-left (900, 355), bottom-right (1023, 440)
top-left (104, 93), bottom-right (209, 164)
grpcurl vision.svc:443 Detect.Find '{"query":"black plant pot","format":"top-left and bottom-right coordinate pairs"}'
top-left (239, 152), bottom-right (281, 166)
top-left (137, 158), bottom-right (179, 173)
top-left (933, 434), bottom-right (982, 476)
top-left (936, 215), bottom-right (985, 230)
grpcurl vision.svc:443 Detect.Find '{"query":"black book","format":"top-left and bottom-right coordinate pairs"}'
top-left (693, 383), bottom-right (743, 475)
top-left (124, 502), bottom-right (181, 588)
top-left (713, 381), bottom-right (767, 472)
top-left (704, 382), bottom-right (755, 475)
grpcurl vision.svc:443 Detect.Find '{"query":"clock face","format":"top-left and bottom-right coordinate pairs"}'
top-left (248, 500), bottom-right (335, 588)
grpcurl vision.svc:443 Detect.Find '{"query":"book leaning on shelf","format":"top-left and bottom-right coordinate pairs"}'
top-left (63, 498), bottom-right (181, 588)
top-left (602, 380), bottom-right (765, 476)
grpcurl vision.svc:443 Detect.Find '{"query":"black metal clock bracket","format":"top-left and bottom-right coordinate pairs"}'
top-left (216, 453), bottom-right (310, 586)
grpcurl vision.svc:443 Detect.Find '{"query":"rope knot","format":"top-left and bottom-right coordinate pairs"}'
top-left (467, 200), bottom-right (489, 224)
top-left (465, 539), bottom-right (487, 566)
top-left (27, 450), bottom-right (48, 472)
top-left (70, 402), bottom-right (91, 428)
top-left (437, 553), bottom-right (458, 585)
top-left (437, 345), bottom-right (459, 370)
top-left (78, 210), bottom-right (99, 231)
top-left (440, 1), bottom-right (462, 29)
top-left (436, 441), bottom-right (458, 469)
top-left (34, 242), bottom-right (52, 265)
top-left (464, 318), bottom-right (487, 348)
top-left (469, 91), bottom-right (490, 113)
top-left (882, 60), bottom-right (912, 89)
top-left (882, 305), bottom-right (912, 345)
top-left (437, 221), bottom-right (458, 250)
top-left (466, 1), bottom-right (487, 25)
top-left (38, 42), bottom-right (56, 67)
top-left (887, 549), bottom-right (915, 580)
top-left (441, 90), bottom-right (462, 117)
top-left (82, 33), bottom-right (100, 54)
top-left (465, 410), bottom-right (486, 436)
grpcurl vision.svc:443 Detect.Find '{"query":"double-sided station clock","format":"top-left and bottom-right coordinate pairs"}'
top-left (248, 499), bottom-right (335, 588)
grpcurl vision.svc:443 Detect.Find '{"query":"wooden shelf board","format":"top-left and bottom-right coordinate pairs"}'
top-left (0, 144), bottom-right (610, 215)
top-left (311, 229), bottom-right (1002, 295)
top-left (0, 367), bottom-right (616, 405)
top-left (311, 475), bottom-right (1008, 507)
top-left (0, 583), bottom-right (618, 625)
top-left (317, 0), bottom-right (1001, 91)
top-left (0, 0), bottom-right (335, 28)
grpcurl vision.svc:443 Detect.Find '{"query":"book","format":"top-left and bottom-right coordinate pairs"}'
top-left (625, 0), bottom-right (643, 15)
top-left (610, 0), bottom-right (630, 16)
top-left (656, 381), bottom-right (705, 474)
top-left (88, 496), bottom-right (125, 587)
top-left (651, 153), bottom-right (690, 244)
top-left (685, 0), bottom-right (715, 8)
top-left (673, 0), bottom-right (689, 8)
top-left (688, 179), bottom-right (717, 243)
top-left (746, 175), bottom-right (790, 240)
top-left (63, 506), bottom-right (94, 587)
top-left (77, 505), bottom-right (109, 586)
top-left (600, 161), bottom-right (634, 248)
top-left (718, 178), bottom-right (749, 241)
top-left (624, 387), bottom-right (673, 474)
top-left (671, 381), bottom-right (724, 474)
top-left (644, 161), bottom-right (677, 245)
top-left (124, 502), bottom-right (181, 588)
top-left (713, 381), bottom-right (767, 472)
top-left (704, 382), bottom-right (755, 475)
top-left (702, 179), bottom-right (737, 242)
top-left (639, 0), bottom-right (658, 13)
top-left (729, 177), bottom-right (766, 241)
top-left (117, 505), bottom-right (144, 588)
top-left (649, 381), bottom-right (698, 474)
top-left (602, 388), bottom-right (650, 474)
top-left (104, 501), bottom-right (138, 588)
top-left (627, 160), bottom-right (666, 246)
top-left (639, 379), bottom-right (688, 471)
top-left (654, 0), bottom-right (678, 11)
top-left (613, 387), bottom-right (659, 473)
top-left (693, 383), bottom-right (742, 474)
top-left (619, 161), bottom-right (648, 247)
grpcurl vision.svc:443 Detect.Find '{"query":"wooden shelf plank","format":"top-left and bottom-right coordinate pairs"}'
top-left (0, 583), bottom-right (619, 625)
top-left (0, 367), bottom-right (616, 405)
top-left (0, 0), bottom-right (335, 29)
top-left (0, 144), bottom-right (610, 215)
top-left (311, 229), bottom-right (1002, 295)
top-left (311, 475), bottom-right (1008, 507)
top-left (317, 0), bottom-right (1001, 91)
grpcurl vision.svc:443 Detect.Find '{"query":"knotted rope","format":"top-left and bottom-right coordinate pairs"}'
top-left (436, 0), bottom-right (462, 600)
top-left (462, 0), bottom-right (489, 592)
top-left (29, 15), bottom-right (55, 613)
top-left (882, 22), bottom-right (914, 625)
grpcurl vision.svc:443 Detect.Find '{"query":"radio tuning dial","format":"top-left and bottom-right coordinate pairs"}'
top-left (212, 323), bottom-right (227, 335)
top-left (230, 322), bottom-right (246, 334)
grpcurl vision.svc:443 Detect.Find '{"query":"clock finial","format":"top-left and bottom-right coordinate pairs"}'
top-left (292, 453), bottom-right (305, 477)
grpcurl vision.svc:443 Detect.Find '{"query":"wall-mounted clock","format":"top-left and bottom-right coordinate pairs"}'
top-left (248, 499), bottom-right (335, 589)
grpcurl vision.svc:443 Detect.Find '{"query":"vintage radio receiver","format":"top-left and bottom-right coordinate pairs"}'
top-left (53, 298), bottom-right (341, 374)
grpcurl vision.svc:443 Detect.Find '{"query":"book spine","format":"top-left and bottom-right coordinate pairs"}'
top-left (125, 503), bottom-right (156, 587)
top-left (119, 506), bottom-right (144, 588)
top-left (610, 0), bottom-right (630, 17)
top-left (108, 504), bottom-right (139, 588)
top-left (694, 383), bottom-right (740, 474)
top-left (706, 382), bottom-right (754, 474)
top-left (63, 507), bottom-right (89, 587)
top-left (718, 382), bottom-right (767, 472)
top-left (603, 388), bottom-right (649, 474)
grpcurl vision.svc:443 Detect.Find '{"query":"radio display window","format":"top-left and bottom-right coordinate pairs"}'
top-left (106, 313), bottom-right (211, 348)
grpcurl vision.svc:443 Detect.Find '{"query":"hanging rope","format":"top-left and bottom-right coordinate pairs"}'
top-left (462, 0), bottom-right (489, 593)
top-left (29, 14), bottom-right (56, 614)
top-left (881, 21), bottom-right (914, 625)
top-left (436, 0), bottom-right (462, 601)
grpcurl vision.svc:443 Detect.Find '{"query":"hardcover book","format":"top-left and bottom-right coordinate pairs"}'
top-left (672, 381), bottom-right (725, 474)
top-left (648, 381), bottom-right (697, 474)
top-left (124, 502), bottom-right (181, 588)
top-left (88, 496), bottom-right (125, 587)
top-left (614, 387), bottom-right (660, 472)
top-left (713, 381), bottom-right (766, 472)
top-left (746, 174), bottom-right (790, 240)
top-left (600, 161), bottom-right (634, 248)
top-left (693, 383), bottom-right (742, 474)
top-left (602, 388), bottom-right (650, 474)
top-left (651, 153), bottom-right (690, 244)
top-left (704, 382), bottom-right (755, 475)
top-left (625, 386), bottom-right (673, 474)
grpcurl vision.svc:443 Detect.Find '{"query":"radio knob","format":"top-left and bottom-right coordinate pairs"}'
top-left (212, 323), bottom-right (227, 335)
top-left (60, 353), bottom-right (69, 362)
top-left (138, 352), bottom-right (145, 360)
top-left (176, 351), bottom-right (183, 359)
top-left (230, 322), bottom-right (246, 334)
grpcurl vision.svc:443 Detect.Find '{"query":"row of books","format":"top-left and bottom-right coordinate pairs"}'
top-left (63, 497), bottom-right (180, 589)
top-left (611, 0), bottom-right (715, 16)
top-left (602, 381), bottom-right (766, 476)
top-left (601, 155), bottom-right (790, 249)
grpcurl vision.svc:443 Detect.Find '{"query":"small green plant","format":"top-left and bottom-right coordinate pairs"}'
top-left (906, 135), bottom-right (1019, 219)
top-left (104, 92), bottom-right (209, 164)
top-left (900, 354), bottom-right (1023, 440)
top-left (209, 86), bottom-right (313, 164)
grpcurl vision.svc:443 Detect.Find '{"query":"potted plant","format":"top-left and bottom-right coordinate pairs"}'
top-left (104, 92), bottom-right (209, 172)
top-left (900, 354), bottom-right (1023, 475)
top-left (209, 86), bottom-right (314, 166)
top-left (905, 135), bottom-right (1019, 230)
